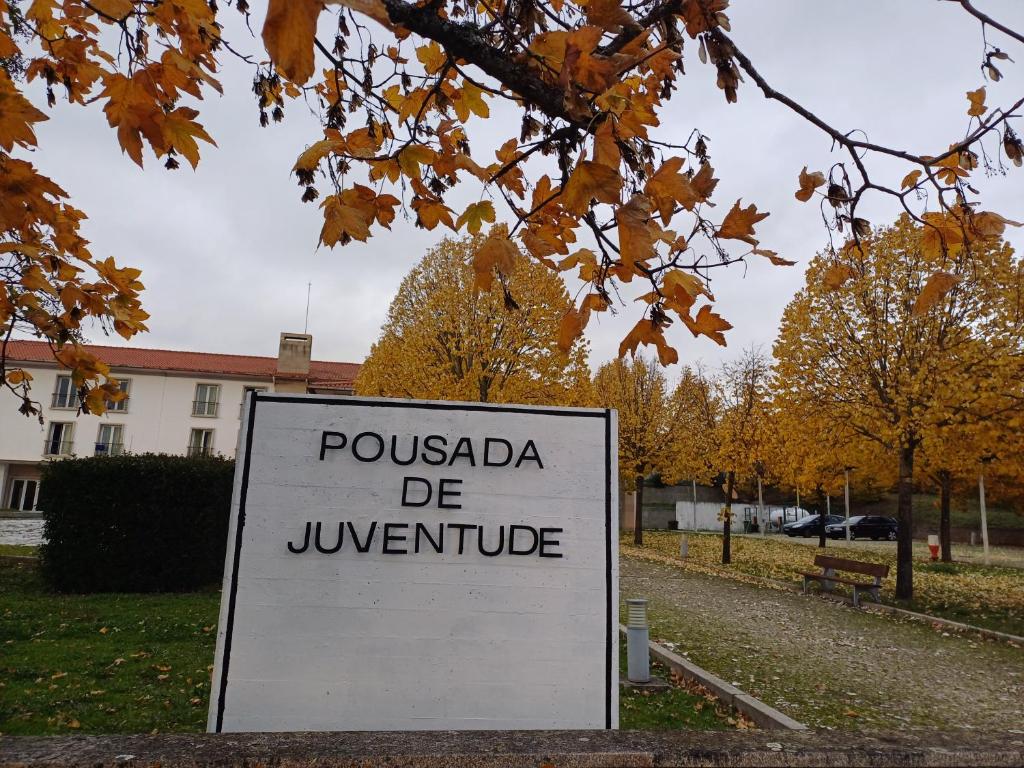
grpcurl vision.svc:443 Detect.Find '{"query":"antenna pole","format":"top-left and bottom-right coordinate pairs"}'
top-left (304, 282), bottom-right (312, 334)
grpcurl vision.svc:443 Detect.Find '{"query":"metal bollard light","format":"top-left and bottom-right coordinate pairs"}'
top-left (625, 598), bottom-right (650, 683)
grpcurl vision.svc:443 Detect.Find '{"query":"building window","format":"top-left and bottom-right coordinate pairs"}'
top-left (193, 383), bottom-right (220, 417)
top-left (107, 379), bottom-right (131, 412)
top-left (95, 424), bottom-right (125, 456)
top-left (44, 422), bottom-right (74, 456)
top-left (9, 479), bottom-right (38, 511)
top-left (188, 428), bottom-right (214, 457)
top-left (51, 375), bottom-right (78, 409)
top-left (239, 386), bottom-right (267, 418)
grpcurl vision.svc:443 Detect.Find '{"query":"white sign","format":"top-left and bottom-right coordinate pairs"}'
top-left (208, 394), bottom-right (618, 732)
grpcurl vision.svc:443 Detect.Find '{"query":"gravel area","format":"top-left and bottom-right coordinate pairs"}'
top-left (621, 555), bottom-right (1024, 730)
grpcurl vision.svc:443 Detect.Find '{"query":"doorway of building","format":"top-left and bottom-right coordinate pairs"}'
top-left (8, 479), bottom-right (38, 511)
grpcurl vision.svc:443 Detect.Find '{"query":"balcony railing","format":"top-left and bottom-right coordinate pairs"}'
top-left (94, 442), bottom-right (125, 456)
top-left (192, 400), bottom-right (219, 417)
top-left (43, 439), bottom-right (74, 456)
top-left (187, 444), bottom-right (213, 457)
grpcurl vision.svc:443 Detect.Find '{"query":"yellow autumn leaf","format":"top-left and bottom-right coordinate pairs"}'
top-left (455, 200), bottom-right (496, 235)
top-left (397, 144), bottom-right (437, 180)
top-left (416, 42), bottom-right (447, 75)
top-left (966, 86), bottom-right (986, 118)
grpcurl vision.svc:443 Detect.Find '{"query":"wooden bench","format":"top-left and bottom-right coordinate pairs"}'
top-left (800, 555), bottom-right (889, 607)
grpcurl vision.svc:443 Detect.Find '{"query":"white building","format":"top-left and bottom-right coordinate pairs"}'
top-left (0, 333), bottom-right (359, 512)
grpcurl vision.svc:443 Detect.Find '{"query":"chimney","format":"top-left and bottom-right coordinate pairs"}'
top-left (274, 332), bottom-right (312, 393)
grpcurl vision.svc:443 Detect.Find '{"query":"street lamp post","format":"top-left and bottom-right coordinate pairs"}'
top-left (844, 466), bottom-right (855, 544)
top-left (979, 456), bottom-right (995, 567)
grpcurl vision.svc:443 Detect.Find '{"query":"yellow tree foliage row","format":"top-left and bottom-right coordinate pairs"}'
top-left (773, 215), bottom-right (1024, 599)
top-left (355, 233), bottom-right (592, 405)
top-left (3, 0), bottom-right (1023, 414)
top-left (592, 354), bottom-right (688, 493)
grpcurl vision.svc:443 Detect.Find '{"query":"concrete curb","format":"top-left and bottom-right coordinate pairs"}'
top-left (3, 730), bottom-right (1024, 768)
top-left (618, 625), bottom-right (807, 731)
top-left (623, 546), bottom-right (1024, 646)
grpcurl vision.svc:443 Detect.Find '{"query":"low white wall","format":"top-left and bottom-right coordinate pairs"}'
top-left (674, 501), bottom-right (731, 531)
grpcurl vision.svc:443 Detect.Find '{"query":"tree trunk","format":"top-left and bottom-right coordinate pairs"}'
top-left (939, 470), bottom-right (952, 563)
top-left (633, 474), bottom-right (644, 546)
top-left (722, 470), bottom-right (735, 565)
top-left (895, 443), bottom-right (915, 600)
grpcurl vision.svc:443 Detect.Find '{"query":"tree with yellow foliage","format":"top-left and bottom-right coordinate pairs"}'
top-left (3, 0), bottom-right (1022, 415)
top-left (712, 347), bottom-right (772, 563)
top-left (592, 355), bottom-right (689, 545)
top-left (773, 215), bottom-right (1024, 599)
top-left (356, 233), bottom-right (592, 405)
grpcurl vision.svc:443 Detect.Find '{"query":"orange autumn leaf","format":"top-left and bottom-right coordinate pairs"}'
top-left (0, 70), bottom-right (48, 151)
top-left (558, 307), bottom-right (588, 353)
top-left (262, 0), bottom-right (323, 85)
top-left (615, 195), bottom-right (657, 270)
top-left (753, 248), bottom-right (796, 266)
top-left (472, 231), bottom-right (518, 292)
top-left (645, 157), bottom-right (699, 224)
top-left (794, 166), bottom-right (825, 202)
top-left (822, 262), bottom-right (857, 290)
top-left (682, 304), bottom-right (731, 346)
top-left (717, 200), bottom-right (769, 245)
top-left (618, 318), bottom-right (678, 365)
top-left (562, 161), bottom-right (621, 214)
top-left (912, 271), bottom-right (960, 316)
top-left (159, 107), bottom-right (216, 169)
top-left (900, 170), bottom-right (922, 189)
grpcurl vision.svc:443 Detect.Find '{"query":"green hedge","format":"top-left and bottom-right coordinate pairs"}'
top-left (39, 454), bottom-right (234, 593)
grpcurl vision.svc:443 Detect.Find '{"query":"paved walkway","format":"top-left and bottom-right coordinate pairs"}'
top-left (621, 555), bottom-right (1024, 730)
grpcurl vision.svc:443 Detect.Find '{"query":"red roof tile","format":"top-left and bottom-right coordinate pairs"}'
top-left (5, 339), bottom-right (360, 386)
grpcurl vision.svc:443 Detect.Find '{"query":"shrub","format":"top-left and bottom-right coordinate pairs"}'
top-left (39, 454), bottom-right (234, 593)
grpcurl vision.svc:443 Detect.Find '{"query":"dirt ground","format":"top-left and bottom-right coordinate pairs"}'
top-left (621, 555), bottom-right (1024, 730)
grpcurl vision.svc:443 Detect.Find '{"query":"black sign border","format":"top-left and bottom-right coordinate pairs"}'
top-left (214, 393), bottom-right (616, 732)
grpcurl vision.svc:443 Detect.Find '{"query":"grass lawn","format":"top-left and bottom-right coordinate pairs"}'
top-left (628, 532), bottom-right (1024, 637)
top-left (617, 643), bottom-right (735, 730)
top-left (0, 544), bottom-right (37, 557)
top-left (0, 562), bottom-right (220, 735)
top-left (1, 560), bottom-right (735, 735)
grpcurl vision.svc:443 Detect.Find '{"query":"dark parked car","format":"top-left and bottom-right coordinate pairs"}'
top-left (782, 514), bottom-right (844, 537)
top-left (825, 515), bottom-right (899, 541)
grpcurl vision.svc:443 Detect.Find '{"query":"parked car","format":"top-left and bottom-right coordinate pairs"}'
top-left (825, 515), bottom-right (899, 541)
top-left (782, 514), bottom-right (844, 537)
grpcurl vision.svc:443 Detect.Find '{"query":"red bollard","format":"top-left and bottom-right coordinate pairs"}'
top-left (927, 534), bottom-right (939, 561)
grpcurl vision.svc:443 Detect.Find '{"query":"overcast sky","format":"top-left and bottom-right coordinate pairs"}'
top-left (22, 0), bottom-right (1024, 379)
